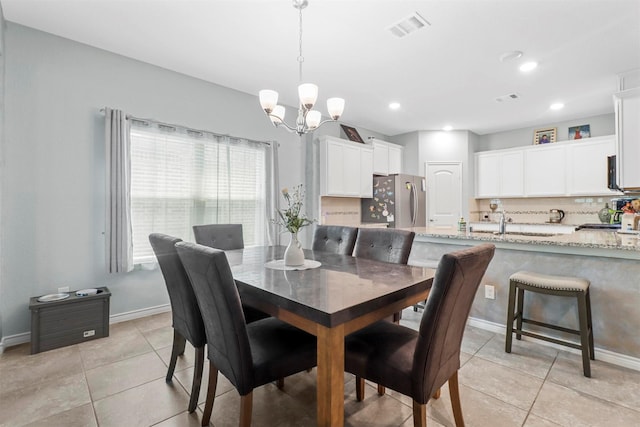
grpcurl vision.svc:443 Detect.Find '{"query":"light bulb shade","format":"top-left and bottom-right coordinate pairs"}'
top-left (298, 83), bottom-right (318, 110)
top-left (305, 110), bottom-right (322, 129)
top-left (259, 90), bottom-right (278, 113)
top-left (271, 105), bottom-right (286, 124)
top-left (326, 97), bottom-right (345, 120)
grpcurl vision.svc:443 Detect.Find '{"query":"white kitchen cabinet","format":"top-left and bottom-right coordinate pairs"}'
top-left (566, 136), bottom-right (618, 195)
top-left (614, 87), bottom-right (640, 191)
top-left (475, 150), bottom-right (523, 198)
top-left (524, 144), bottom-right (566, 196)
top-left (319, 136), bottom-right (373, 197)
top-left (373, 140), bottom-right (403, 175)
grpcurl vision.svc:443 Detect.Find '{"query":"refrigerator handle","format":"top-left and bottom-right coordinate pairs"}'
top-left (410, 185), bottom-right (417, 226)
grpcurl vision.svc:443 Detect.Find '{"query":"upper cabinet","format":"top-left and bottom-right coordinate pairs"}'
top-left (372, 140), bottom-right (403, 175)
top-left (475, 135), bottom-right (617, 198)
top-left (614, 87), bottom-right (640, 191)
top-left (319, 136), bottom-right (373, 197)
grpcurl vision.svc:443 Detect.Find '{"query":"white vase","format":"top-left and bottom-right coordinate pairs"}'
top-left (284, 232), bottom-right (305, 266)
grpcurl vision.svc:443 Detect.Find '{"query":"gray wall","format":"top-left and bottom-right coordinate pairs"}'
top-left (476, 113), bottom-right (615, 152)
top-left (0, 5), bottom-right (5, 341)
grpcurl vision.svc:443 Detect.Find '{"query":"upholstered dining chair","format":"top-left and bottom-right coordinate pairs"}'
top-left (192, 223), bottom-right (267, 324)
top-left (192, 223), bottom-right (244, 250)
top-left (344, 243), bottom-right (496, 427)
top-left (148, 233), bottom-right (205, 413)
top-left (353, 228), bottom-right (415, 265)
top-left (353, 228), bottom-right (416, 323)
top-left (175, 241), bottom-right (318, 427)
top-left (311, 224), bottom-right (358, 255)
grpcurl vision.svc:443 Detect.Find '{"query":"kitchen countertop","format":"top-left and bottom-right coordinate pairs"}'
top-left (401, 225), bottom-right (639, 259)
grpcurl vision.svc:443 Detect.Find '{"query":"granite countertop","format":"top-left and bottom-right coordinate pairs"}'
top-left (404, 225), bottom-right (639, 252)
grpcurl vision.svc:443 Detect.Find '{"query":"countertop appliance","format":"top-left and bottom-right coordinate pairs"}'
top-left (361, 174), bottom-right (426, 228)
top-left (549, 209), bottom-right (565, 223)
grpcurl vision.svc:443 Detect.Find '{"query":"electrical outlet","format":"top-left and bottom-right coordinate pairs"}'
top-left (484, 284), bottom-right (495, 299)
top-left (58, 286), bottom-right (70, 293)
top-left (83, 330), bottom-right (96, 338)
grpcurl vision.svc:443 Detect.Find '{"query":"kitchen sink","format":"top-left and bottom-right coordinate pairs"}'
top-left (473, 230), bottom-right (559, 237)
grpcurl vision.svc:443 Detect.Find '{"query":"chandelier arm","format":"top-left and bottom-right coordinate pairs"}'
top-left (265, 113), bottom-right (298, 133)
top-left (314, 118), bottom-right (340, 129)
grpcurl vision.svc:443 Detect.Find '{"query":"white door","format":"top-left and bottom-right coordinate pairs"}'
top-left (426, 162), bottom-right (462, 227)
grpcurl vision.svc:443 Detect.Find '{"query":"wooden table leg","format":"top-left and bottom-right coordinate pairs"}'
top-left (316, 324), bottom-right (345, 427)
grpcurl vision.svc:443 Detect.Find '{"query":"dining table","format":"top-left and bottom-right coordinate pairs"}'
top-left (225, 245), bottom-right (435, 427)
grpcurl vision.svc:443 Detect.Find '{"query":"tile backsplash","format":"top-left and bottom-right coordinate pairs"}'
top-left (319, 197), bottom-right (361, 226)
top-left (472, 196), bottom-right (621, 225)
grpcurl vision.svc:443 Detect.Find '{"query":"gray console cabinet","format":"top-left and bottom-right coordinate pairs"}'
top-left (29, 287), bottom-right (111, 354)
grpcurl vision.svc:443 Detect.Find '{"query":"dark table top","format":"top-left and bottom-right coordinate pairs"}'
top-left (227, 246), bottom-right (434, 328)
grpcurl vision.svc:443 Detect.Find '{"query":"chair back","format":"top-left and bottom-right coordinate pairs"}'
top-left (312, 225), bottom-right (358, 255)
top-left (353, 228), bottom-right (415, 264)
top-left (412, 243), bottom-right (495, 402)
top-left (148, 233), bottom-right (205, 347)
top-left (175, 241), bottom-right (255, 395)
top-left (192, 224), bottom-right (244, 250)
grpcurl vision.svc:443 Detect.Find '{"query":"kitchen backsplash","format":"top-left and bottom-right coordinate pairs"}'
top-left (319, 197), bottom-right (361, 226)
top-left (472, 196), bottom-right (625, 225)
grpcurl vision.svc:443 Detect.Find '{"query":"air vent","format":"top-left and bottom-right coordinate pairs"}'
top-left (387, 12), bottom-right (430, 38)
top-left (495, 93), bottom-right (520, 102)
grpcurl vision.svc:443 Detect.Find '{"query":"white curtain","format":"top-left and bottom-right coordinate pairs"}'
top-left (104, 108), bottom-right (133, 273)
top-left (265, 141), bottom-right (280, 246)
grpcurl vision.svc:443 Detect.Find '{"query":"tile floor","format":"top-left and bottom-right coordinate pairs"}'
top-left (1, 308), bottom-right (639, 427)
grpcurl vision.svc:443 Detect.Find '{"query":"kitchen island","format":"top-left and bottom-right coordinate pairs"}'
top-left (405, 225), bottom-right (640, 370)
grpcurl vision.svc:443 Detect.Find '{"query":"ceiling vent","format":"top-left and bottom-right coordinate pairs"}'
top-left (387, 12), bottom-right (430, 38)
top-left (495, 93), bottom-right (520, 102)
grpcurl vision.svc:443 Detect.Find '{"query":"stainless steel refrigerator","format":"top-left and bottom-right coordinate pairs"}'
top-left (361, 174), bottom-right (426, 228)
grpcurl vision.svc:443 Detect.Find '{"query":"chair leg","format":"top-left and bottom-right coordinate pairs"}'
top-left (188, 345), bottom-right (205, 413)
top-left (586, 289), bottom-right (595, 360)
top-left (377, 384), bottom-right (385, 396)
top-left (166, 330), bottom-right (187, 382)
top-left (448, 371), bottom-right (465, 427)
top-left (577, 292), bottom-right (592, 378)
top-left (276, 378), bottom-right (285, 389)
top-left (515, 287), bottom-right (525, 340)
top-left (201, 361), bottom-right (219, 427)
top-left (356, 377), bottom-right (365, 401)
top-left (239, 392), bottom-right (253, 427)
top-left (432, 388), bottom-right (441, 399)
top-left (412, 400), bottom-right (426, 427)
top-left (505, 281), bottom-right (516, 353)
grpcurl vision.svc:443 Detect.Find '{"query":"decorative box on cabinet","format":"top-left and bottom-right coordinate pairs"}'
top-left (29, 287), bottom-right (111, 354)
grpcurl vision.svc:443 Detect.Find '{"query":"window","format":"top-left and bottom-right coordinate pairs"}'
top-left (130, 124), bottom-right (268, 263)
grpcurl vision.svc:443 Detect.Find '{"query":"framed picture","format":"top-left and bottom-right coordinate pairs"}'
top-left (569, 124), bottom-right (590, 140)
top-left (340, 124), bottom-right (364, 143)
top-left (533, 127), bottom-right (557, 145)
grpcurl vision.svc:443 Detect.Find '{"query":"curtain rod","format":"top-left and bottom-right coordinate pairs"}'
top-left (100, 108), bottom-right (274, 146)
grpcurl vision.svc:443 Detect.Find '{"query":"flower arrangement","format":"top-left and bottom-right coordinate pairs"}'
top-left (274, 184), bottom-right (314, 234)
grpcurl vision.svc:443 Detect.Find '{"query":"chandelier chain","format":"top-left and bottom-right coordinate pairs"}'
top-left (298, 5), bottom-right (304, 83)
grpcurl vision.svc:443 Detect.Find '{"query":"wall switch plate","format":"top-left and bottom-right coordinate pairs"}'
top-left (58, 286), bottom-right (70, 293)
top-left (83, 330), bottom-right (96, 338)
top-left (484, 284), bottom-right (495, 299)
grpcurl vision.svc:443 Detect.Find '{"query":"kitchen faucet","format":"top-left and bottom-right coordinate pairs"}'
top-left (499, 210), bottom-right (507, 235)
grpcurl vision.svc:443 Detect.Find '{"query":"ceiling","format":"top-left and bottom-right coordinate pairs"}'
top-left (2, 0), bottom-right (639, 136)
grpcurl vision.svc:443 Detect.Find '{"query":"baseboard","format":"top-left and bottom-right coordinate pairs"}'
top-left (0, 303), bottom-right (171, 354)
top-left (467, 316), bottom-right (640, 372)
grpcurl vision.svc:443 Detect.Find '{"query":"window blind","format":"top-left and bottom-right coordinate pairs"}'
top-left (130, 124), bottom-right (267, 263)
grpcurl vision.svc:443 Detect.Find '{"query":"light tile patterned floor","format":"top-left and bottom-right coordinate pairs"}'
top-left (1, 309), bottom-right (639, 426)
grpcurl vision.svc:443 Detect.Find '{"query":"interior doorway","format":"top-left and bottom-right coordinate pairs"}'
top-left (426, 162), bottom-right (462, 227)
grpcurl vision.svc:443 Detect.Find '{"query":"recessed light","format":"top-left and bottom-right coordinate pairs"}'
top-left (442, 125), bottom-right (453, 131)
top-left (550, 103), bottom-right (564, 110)
top-left (519, 61), bottom-right (538, 72)
top-left (499, 50), bottom-right (523, 62)
top-left (389, 102), bottom-right (401, 110)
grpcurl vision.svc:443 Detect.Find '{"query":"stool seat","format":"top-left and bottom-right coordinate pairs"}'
top-left (506, 270), bottom-right (594, 377)
top-left (510, 271), bottom-right (589, 292)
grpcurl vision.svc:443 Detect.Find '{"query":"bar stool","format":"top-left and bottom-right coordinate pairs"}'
top-left (505, 271), bottom-right (595, 377)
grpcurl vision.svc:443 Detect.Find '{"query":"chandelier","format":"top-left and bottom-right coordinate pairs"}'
top-left (258, 0), bottom-right (345, 136)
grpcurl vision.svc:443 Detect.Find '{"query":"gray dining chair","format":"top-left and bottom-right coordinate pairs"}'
top-left (344, 243), bottom-right (496, 427)
top-left (192, 223), bottom-right (267, 324)
top-left (311, 224), bottom-right (358, 255)
top-left (148, 233), bottom-right (205, 413)
top-left (192, 223), bottom-right (244, 250)
top-left (353, 227), bottom-right (416, 323)
top-left (175, 241), bottom-right (317, 427)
